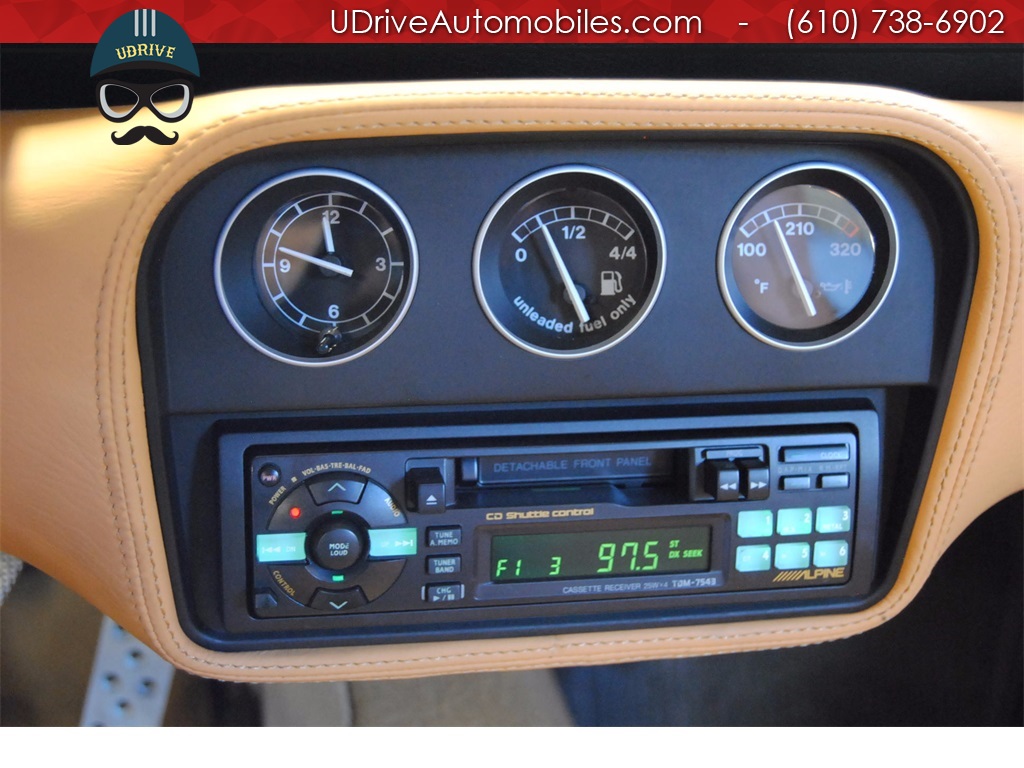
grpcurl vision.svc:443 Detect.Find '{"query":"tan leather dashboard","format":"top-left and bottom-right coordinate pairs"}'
top-left (1, 81), bottom-right (1021, 681)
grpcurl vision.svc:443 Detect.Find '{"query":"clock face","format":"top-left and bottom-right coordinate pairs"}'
top-left (215, 170), bottom-right (418, 366)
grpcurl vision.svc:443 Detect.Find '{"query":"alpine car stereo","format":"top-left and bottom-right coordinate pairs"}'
top-left (217, 409), bottom-right (880, 648)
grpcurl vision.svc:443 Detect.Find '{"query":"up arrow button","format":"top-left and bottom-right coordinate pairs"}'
top-left (309, 474), bottom-right (367, 505)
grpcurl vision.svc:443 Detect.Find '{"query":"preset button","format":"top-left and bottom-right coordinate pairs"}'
top-left (816, 505), bottom-right (852, 534)
top-left (813, 541), bottom-right (850, 568)
top-left (777, 508), bottom-right (813, 536)
top-left (737, 510), bottom-right (773, 539)
top-left (775, 542), bottom-right (811, 570)
top-left (736, 545), bottom-right (772, 572)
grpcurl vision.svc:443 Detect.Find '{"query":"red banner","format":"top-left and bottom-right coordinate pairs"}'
top-left (2, 0), bottom-right (1022, 43)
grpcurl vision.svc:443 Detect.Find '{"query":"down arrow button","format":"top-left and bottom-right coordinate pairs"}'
top-left (309, 587), bottom-right (367, 613)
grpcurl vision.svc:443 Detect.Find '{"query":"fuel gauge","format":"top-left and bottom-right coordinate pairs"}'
top-left (474, 166), bottom-right (665, 358)
top-left (718, 164), bottom-right (898, 350)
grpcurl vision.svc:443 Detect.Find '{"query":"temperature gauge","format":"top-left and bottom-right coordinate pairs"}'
top-left (474, 166), bottom-right (665, 358)
top-left (718, 164), bottom-right (898, 349)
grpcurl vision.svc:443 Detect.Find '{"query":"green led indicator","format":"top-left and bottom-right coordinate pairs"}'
top-left (331, 509), bottom-right (345, 515)
top-left (332, 574), bottom-right (345, 582)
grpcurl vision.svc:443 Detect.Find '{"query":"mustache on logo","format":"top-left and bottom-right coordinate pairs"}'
top-left (110, 125), bottom-right (179, 145)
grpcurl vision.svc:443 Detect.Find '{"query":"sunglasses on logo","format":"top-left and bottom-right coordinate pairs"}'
top-left (96, 79), bottom-right (193, 123)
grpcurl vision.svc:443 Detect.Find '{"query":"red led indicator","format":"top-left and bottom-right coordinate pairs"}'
top-left (289, 507), bottom-right (302, 519)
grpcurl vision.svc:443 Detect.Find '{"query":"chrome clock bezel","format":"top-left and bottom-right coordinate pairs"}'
top-left (214, 168), bottom-right (419, 367)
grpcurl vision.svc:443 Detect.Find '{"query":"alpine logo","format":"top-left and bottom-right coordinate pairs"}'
top-left (773, 567), bottom-right (846, 583)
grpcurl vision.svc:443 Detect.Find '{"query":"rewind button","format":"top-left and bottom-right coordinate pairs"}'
top-left (705, 460), bottom-right (741, 502)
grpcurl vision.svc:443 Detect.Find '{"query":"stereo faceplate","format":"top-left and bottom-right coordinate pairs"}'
top-left (219, 410), bottom-right (880, 646)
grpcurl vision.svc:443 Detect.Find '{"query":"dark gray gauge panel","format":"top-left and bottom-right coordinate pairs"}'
top-left (215, 169), bottom-right (418, 366)
top-left (150, 138), bottom-right (954, 412)
top-left (474, 166), bottom-right (665, 358)
top-left (718, 164), bottom-right (898, 350)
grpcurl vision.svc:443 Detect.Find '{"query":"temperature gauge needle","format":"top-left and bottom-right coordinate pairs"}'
top-left (773, 220), bottom-right (817, 317)
top-left (279, 246), bottom-right (354, 278)
top-left (540, 224), bottom-right (590, 325)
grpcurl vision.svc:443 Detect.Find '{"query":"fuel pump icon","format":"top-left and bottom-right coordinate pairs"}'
top-left (600, 271), bottom-right (623, 296)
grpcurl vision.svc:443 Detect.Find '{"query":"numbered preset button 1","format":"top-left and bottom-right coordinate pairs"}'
top-left (737, 510), bottom-right (773, 539)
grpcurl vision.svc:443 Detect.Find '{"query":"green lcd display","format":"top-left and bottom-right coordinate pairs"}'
top-left (491, 526), bottom-right (711, 582)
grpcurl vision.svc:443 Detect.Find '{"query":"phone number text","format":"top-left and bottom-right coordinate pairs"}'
top-left (786, 8), bottom-right (1006, 41)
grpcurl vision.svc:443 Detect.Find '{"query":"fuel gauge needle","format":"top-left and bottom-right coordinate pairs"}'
top-left (278, 246), bottom-right (354, 277)
top-left (540, 224), bottom-right (590, 325)
top-left (773, 220), bottom-right (817, 318)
